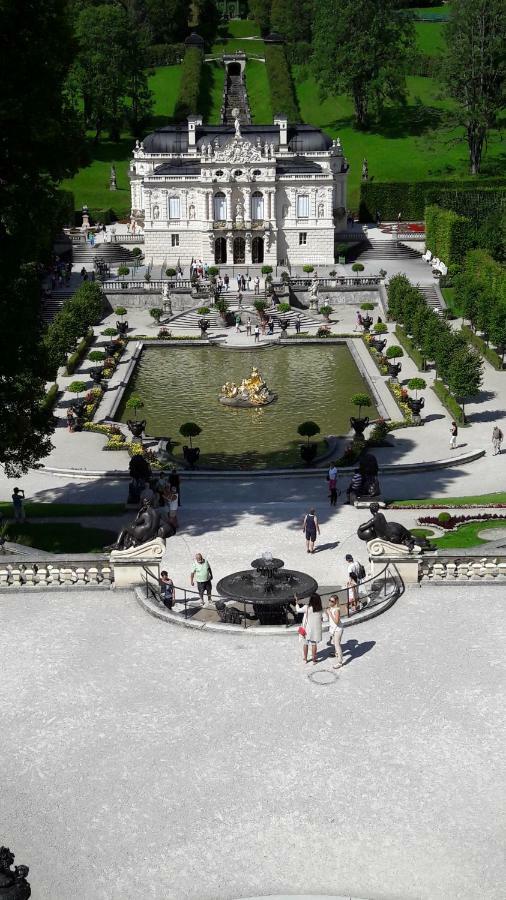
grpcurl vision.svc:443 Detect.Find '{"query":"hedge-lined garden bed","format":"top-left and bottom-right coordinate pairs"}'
top-left (174, 47), bottom-right (203, 120)
top-left (264, 44), bottom-right (299, 121)
top-left (66, 329), bottom-right (95, 375)
top-left (359, 178), bottom-right (506, 222)
top-left (461, 326), bottom-right (504, 371)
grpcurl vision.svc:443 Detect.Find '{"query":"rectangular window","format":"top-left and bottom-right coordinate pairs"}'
top-left (297, 194), bottom-right (309, 218)
top-left (299, 232), bottom-right (307, 245)
top-left (171, 234), bottom-right (179, 247)
top-left (213, 193), bottom-right (227, 221)
top-left (168, 197), bottom-right (181, 219)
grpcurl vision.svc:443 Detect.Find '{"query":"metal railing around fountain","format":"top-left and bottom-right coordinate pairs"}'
top-left (143, 563), bottom-right (401, 629)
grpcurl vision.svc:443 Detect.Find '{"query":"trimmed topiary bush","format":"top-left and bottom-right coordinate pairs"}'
top-left (179, 422), bottom-right (201, 447)
top-left (297, 421), bottom-right (321, 443)
top-left (149, 308), bottom-right (162, 323)
top-left (361, 302), bottom-right (375, 310)
top-left (277, 302), bottom-right (291, 313)
top-left (352, 263), bottom-right (365, 273)
top-left (351, 393), bottom-right (371, 418)
top-left (197, 306), bottom-right (210, 315)
top-left (302, 264), bottom-right (314, 273)
top-left (166, 267), bottom-right (177, 277)
top-left (208, 266), bottom-right (219, 277)
top-left (88, 350), bottom-right (106, 362)
top-left (373, 322), bottom-right (388, 334)
top-left (261, 265), bottom-right (273, 275)
top-left (386, 345), bottom-right (404, 359)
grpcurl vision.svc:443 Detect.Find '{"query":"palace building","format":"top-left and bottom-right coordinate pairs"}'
top-left (129, 114), bottom-right (349, 267)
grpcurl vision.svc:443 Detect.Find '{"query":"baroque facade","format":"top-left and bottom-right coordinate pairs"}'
top-left (129, 115), bottom-right (349, 267)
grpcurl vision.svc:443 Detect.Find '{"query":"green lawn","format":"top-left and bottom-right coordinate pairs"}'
top-left (200, 60), bottom-right (226, 124)
top-left (441, 287), bottom-right (462, 316)
top-left (0, 502), bottom-right (124, 518)
top-left (391, 493), bottom-right (506, 508)
top-left (413, 5), bottom-right (450, 19)
top-left (219, 20), bottom-right (261, 38)
top-left (434, 519), bottom-right (506, 548)
top-left (415, 21), bottom-right (446, 55)
top-left (293, 68), bottom-right (505, 211)
top-left (211, 37), bottom-right (265, 56)
top-left (62, 65), bottom-right (182, 217)
top-left (5, 522), bottom-right (117, 553)
top-left (245, 60), bottom-right (272, 124)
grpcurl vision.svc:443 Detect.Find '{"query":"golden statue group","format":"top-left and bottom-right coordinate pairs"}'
top-left (220, 367), bottom-right (277, 408)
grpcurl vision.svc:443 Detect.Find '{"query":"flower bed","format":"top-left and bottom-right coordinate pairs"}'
top-left (418, 512), bottom-right (506, 529)
top-left (363, 335), bottom-right (388, 375)
top-left (388, 382), bottom-right (414, 423)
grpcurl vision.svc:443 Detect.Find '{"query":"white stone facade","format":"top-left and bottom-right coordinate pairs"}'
top-left (129, 116), bottom-right (348, 267)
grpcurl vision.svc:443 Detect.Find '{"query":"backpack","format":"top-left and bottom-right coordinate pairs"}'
top-left (356, 562), bottom-right (366, 580)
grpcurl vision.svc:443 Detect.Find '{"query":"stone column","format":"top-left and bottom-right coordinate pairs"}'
top-left (244, 187), bottom-right (251, 225)
top-left (225, 188), bottom-right (233, 226)
top-left (226, 232), bottom-right (234, 263)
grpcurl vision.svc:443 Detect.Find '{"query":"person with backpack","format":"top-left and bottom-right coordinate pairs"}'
top-left (492, 425), bottom-right (503, 456)
top-left (345, 553), bottom-right (365, 582)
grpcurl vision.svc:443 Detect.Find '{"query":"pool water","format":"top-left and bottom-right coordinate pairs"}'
top-left (118, 344), bottom-right (377, 468)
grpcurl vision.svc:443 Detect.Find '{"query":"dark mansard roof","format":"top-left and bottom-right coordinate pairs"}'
top-left (142, 124), bottom-right (333, 155)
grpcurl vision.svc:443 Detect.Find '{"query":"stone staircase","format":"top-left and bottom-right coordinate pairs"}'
top-left (350, 239), bottom-right (423, 261)
top-left (222, 72), bottom-right (251, 125)
top-left (416, 283), bottom-right (443, 313)
top-left (168, 300), bottom-right (321, 333)
top-left (72, 243), bottom-right (136, 268)
top-left (42, 288), bottom-right (74, 323)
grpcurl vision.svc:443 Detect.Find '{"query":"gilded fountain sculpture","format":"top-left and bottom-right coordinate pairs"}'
top-left (220, 367), bottom-right (277, 408)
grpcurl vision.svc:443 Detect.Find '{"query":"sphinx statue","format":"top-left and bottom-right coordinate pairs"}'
top-left (357, 501), bottom-right (431, 552)
top-left (0, 847), bottom-right (31, 899)
top-left (113, 498), bottom-right (174, 551)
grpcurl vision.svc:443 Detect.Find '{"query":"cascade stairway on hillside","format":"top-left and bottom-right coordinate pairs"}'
top-left (72, 243), bottom-right (136, 267)
top-left (350, 239), bottom-right (423, 261)
top-left (415, 283), bottom-right (443, 313)
top-left (222, 69), bottom-right (251, 125)
top-left (169, 298), bottom-right (321, 332)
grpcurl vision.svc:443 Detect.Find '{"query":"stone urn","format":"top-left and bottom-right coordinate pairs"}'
top-left (89, 366), bottom-right (104, 385)
top-left (198, 317), bottom-right (210, 335)
top-left (106, 340), bottom-right (122, 356)
top-left (183, 445), bottom-right (200, 468)
top-left (278, 318), bottom-right (289, 336)
top-left (71, 398), bottom-right (87, 418)
top-left (127, 419), bottom-right (146, 438)
top-left (361, 315), bottom-right (373, 333)
top-left (300, 443), bottom-right (318, 465)
top-left (350, 415), bottom-right (370, 437)
top-left (387, 361), bottom-right (402, 380)
top-left (370, 337), bottom-right (387, 354)
top-left (116, 320), bottom-right (129, 336)
top-left (407, 396), bottom-right (425, 424)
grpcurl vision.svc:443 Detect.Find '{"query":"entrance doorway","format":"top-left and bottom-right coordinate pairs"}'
top-left (227, 61), bottom-right (241, 77)
top-left (252, 236), bottom-right (264, 264)
top-left (215, 236), bottom-right (227, 264)
top-left (233, 236), bottom-right (245, 264)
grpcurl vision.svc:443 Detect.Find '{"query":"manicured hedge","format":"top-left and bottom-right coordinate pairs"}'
top-left (44, 283), bottom-right (105, 378)
top-left (147, 43), bottom-right (185, 67)
top-left (264, 44), bottom-right (299, 121)
top-left (432, 380), bottom-right (466, 425)
top-left (461, 325), bottom-right (504, 371)
top-left (359, 178), bottom-right (506, 222)
top-left (40, 383), bottom-right (59, 414)
top-left (66, 329), bottom-right (95, 375)
top-left (464, 250), bottom-right (506, 303)
top-left (425, 205), bottom-right (472, 266)
top-left (395, 325), bottom-right (426, 371)
top-left (174, 47), bottom-right (203, 120)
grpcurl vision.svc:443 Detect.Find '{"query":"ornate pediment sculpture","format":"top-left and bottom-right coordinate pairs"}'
top-left (213, 137), bottom-right (263, 164)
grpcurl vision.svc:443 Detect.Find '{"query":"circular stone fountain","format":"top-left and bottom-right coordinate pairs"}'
top-left (217, 554), bottom-right (317, 626)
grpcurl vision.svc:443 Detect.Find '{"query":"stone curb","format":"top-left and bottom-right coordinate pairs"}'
top-left (133, 585), bottom-right (400, 634)
top-left (41, 447), bottom-right (485, 479)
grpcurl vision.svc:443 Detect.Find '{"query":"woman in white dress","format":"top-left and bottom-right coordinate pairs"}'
top-left (300, 593), bottom-right (323, 664)
top-left (327, 596), bottom-right (344, 668)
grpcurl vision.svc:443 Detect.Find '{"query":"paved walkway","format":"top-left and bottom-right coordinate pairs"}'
top-left (1, 585), bottom-right (504, 899)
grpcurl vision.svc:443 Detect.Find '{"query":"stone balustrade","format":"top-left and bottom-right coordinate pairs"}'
top-left (0, 557), bottom-right (113, 588)
top-left (419, 554), bottom-right (506, 581)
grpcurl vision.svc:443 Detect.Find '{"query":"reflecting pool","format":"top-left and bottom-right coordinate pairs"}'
top-left (118, 344), bottom-right (378, 468)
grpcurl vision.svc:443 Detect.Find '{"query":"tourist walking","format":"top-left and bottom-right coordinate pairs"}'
top-left (450, 420), bottom-right (458, 450)
top-left (492, 425), bottom-right (503, 455)
top-left (295, 314), bottom-right (301, 334)
top-left (66, 409), bottom-right (76, 433)
top-left (246, 317), bottom-right (252, 336)
top-left (12, 487), bottom-right (25, 522)
top-left (159, 571), bottom-right (175, 610)
top-left (346, 553), bottom-right (365, 583)
top-left (168, 490), bottom-right (179, 528)
top-left (190, 553), bottom-right (213, 605)
top-left (299, 593), bottom-right (323, 664)
top-left (302, 508), bottom-right (320, 553)
top-left (327, 596), bottom-right (344, 668)
top-left (328, 465), bottom-right (338, 506)
top-left (346, 468), bottom-right (363, 504)
top-left (347, 571), bottom-right (360, 614)
top-left (236, 274), bottom-right (241, 291)
top-left (254, 275), bottom-right (260, 295)
top-left (224, 274), bottom-right (229, 292)
top-left (169, 465), bottom-right (181, 506)
top-left (355, 310), bottom-right (363, 332)
top-left (268, 317), bottom-right (274, 335)
top-left (254, 324), bottom-right (260, 342)
top-left (235, 312), bottom-right (241, 333)
top-left (260, 317), bottom-right (266, 336)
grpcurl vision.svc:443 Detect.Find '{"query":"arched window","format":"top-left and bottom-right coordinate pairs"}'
top-left (251, 191), bottom-right (264, 221)
top-left (213, 191), bottom-right (226, 221)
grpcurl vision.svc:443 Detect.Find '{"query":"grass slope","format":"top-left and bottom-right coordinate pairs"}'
top-left (415, 21), bottom-right (446, 55)
top-left (245, 60), bottom-right (272, 123)
top-left (293, 69), bottom-right (506, 211)
top-left (391, 492), bottom-right (506, 508)
top-left (62, 66), bottom-right (182, 216)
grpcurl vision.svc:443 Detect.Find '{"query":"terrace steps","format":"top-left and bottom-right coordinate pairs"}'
top-left (350, 239), bottom-right (423, 261)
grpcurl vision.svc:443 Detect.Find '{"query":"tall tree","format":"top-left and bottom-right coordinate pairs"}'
top-left (73, 3), bottom-right (152, 141)
top-left (447, 348), bottom-right (483, 421)
top-left (445, 0), bottom-right (505, 175)
top-left (145, 0), bottom-right (188, 43)
top-left (248, 0), bottom-right (271, 35)
top-left (0, 0), bottom-right (83, 475)
top-left (312, 0), bottom-right (414, 128)
top-left (270, 0), bottom-right (313, 43)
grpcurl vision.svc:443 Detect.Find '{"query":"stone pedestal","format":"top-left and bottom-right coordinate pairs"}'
top-left (110, 537), bottom-right (165, 588)
top-left (367, 538), bottom-right (421, 584)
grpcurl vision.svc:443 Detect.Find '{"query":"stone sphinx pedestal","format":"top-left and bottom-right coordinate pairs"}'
top-left (367, 538), bottom-right (422, 584)
top-left (110, 537), bottom-right (165, 588)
